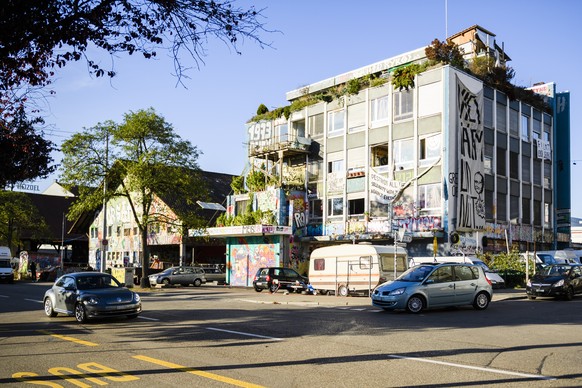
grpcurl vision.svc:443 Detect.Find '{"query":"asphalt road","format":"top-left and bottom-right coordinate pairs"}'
top-left (0, 281), bottom-right (581, 387)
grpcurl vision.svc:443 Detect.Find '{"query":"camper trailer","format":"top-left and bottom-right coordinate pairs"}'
top-left (308, 244), bottom-right (408, 296)
top-left (0, 246), bottom-right (14, 283)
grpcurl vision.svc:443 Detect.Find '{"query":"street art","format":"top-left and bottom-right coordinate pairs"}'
top-left (456, 76), bottom-right (485, 231)
top-left (229, 237), bottom-right (277, 287)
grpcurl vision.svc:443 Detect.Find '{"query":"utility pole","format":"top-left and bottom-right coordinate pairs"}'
top-left (101, 131), bottom-right (109, 273)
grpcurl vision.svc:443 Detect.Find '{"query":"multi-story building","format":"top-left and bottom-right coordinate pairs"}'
top-left (209, 25), bottom-right (571, 287)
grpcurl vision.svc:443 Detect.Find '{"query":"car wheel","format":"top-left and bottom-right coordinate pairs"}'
top-left (473, 292), bottom-right (490, 310)
top-left (254, 286), bottom-right (263, 292)
top-left (44, 298), bottom-right (57, 317)
top-left (75, 303), bottom-right (87, 323)
top-left (564, 286), bottom-right (574, 301)
top-left (193, 279), bottom-right (202, 287)
top-left (527, 295), bottom-right (537, 300)
top-left (337, 285), bottom-right (348, 297)
top-left (269, 282), bottom-right (280, 293)
top-left (162, 278), bottom-right (171, 286)
top-left (406, 295), bottom-right (425, 313)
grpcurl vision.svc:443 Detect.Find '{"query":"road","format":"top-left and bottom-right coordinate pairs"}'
top-left (0, 282), bottom-right (581, 387)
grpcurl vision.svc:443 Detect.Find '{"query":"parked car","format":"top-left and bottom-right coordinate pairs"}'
top-left (471, 259), bottom-right (506, 289)
top-left (43, 272), bottom-right (142, 323)
top-left (526, 264), bottom-right (582, 300)
top-left (148, 266), bottom-right (206, 287)
top-left (201, 267), bottom-right (227, 284)
top-left (371, 262), bottom-right (493, 313)
top-left (253, 267), bottom-right (308, 293)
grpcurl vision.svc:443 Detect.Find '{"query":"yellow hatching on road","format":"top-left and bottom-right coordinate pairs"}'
top-left (37, 330), bottom-right (98, 347)
top-left (133, 355), bottom-right (265, 388)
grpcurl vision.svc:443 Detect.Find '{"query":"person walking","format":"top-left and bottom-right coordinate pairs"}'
top-left (29, 261), bottom-right (37, 282)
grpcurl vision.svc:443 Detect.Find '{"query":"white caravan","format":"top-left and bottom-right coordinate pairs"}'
top-left (308, 244), bottom-right (408, 296)
top-left (0, 246), bottom-right (14, 283)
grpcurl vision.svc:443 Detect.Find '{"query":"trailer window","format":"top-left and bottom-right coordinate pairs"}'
top-left (359, 256), bottom-right (372, 270)
top-left (313, 258), bottom-right (325, 271)
top-left (380, 254), bottom-right (407, 272)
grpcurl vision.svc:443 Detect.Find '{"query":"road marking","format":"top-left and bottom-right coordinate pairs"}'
top-left (38, 330), bottom-right (98, 347)
top-left (206, 327), bottom-right (284, 341)
top-left (133, 355), bottom-right (265, 388)
top-left (0, 295), bottom-right (8, 298)
top-left (137, 315), bottom-right (159, 321)
top-left (388, 354), bottom-right (556, 380)
top-left (25, 298), bottom-right (42, 303)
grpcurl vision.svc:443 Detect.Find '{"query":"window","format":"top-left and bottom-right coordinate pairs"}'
top-left (308, 114), bottom-right (324, 137)
top-left (534, 199), bottom-right (542, 226)
top-left (419, 184), bottom-right (441, 211)
top-left (429, 266), bottom-right (453, 283)
top-left (371, 144), bottom-right (389, 170)
top-left (496, 102), bottom-right (507, 131)
top-left (235, 199), bottom-right (250, 216)
top-left (313, 258), bottom-right (325, 271)
top-left (359, 256), bottom-right (372, 270)
top-left (371, 95), bottom-right (389, 123)
top-left (275, 123), bottom-right (289, 143)
top-left (328, 159), bottom-right (344, 173)
top-left (327, 110), bottom-right (345, 136)
top-left (509, 108), bottom-right (519, 136)
top-left (484, 98), bottom-right (493, 129)
top-left (510, 195), bottom-right (519, 221)
top-left (393, 89), bottom-right (413, 121)
top-left (419, 134), bottom-right (441, 163)
top-left (522, 155), bottom-right (531, 182)
top-left (348, 102), bottom-right (365, 133)
top-left (393, 138), bottom-right (414, 169)
top-left (532, 118), bottom-right (541, 140)
top-left (522, 198), bottom-right (531, 224)
top-left (309, 199), bottom-right (323, 220)
top-left (348, 198), bottom-right (365, 216)
top-left (521, 114), bottom-right (530, 141)
top-left (124, 228), bottom-right (131, 237)
top-left (455, 265), bottom-right (478, 281)
top-left (327, 197), bottom-right (344, 217)
top-left (496, 148), bottom-right (506, 176)
top-left (418, 82), bottom-right (442, 117)
top-left (497, 193), bottom-right (507, 221)
top-left (510, 151), bottom-right (519, 179)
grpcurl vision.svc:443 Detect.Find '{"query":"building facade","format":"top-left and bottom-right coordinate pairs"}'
top-left (213, 26), bottom-right (571, 286)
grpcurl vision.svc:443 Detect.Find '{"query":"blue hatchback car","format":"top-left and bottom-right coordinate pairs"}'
top-left (372, 262), bottom-right (493, 313)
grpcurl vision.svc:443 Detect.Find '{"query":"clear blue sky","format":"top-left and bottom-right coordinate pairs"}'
top-left (36, 0), bottom-right (581, 215)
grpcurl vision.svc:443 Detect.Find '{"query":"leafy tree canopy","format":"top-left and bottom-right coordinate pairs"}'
top-left (425, 38), bottom-right (466, 69)
top-left (0, 0), bottom-right (270, 117)
top-left (0, 108), bottom-right (56, 189)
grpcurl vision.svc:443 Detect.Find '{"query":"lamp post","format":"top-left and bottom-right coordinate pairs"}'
top-left (101, 130), bottom-right (109, 273)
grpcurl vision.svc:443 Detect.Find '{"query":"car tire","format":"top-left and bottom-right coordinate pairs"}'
top-left (44, 298), bottom-right (57, 317)
top-left (473, 292), bottom-right (490, 310)
top-left (269, 282), bottom-right (280, 293)
top-left (75, 303), bottom-right (87, 323)
top-left (527, 295), bottom-right (537, 300)
top-left (162, 278), bottom-right (171, 286)
top-left (406, 295), bottom-right (425, 313)
top-left (254, 286), bottom-right (263, 292)
top-left (193, 279), bottom-right (202, 287)
top-left (337, 285), bottom-right (348, 297)
top-left (564, 286), bottom-right (574, 301)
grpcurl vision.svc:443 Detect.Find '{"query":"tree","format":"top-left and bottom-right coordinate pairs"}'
top-left (0, 191), bottom-right (50, 253)
top-left (425, 38), bottom-right (466, 69)
top-left (0, 108), bottom-right (56, 189)
top-left (0, 0), bottom-right (270, 117)
top-left (60, 108), bottom-right (208, 287)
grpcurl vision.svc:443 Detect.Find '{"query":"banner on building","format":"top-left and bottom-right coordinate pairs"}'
top-left (455, 76), bottom-right (485, 232)
top-left (369, 169), bottom-right (402, 204)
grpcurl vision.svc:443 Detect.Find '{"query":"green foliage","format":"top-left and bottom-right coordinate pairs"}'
top-left (425, 39), bottom-right (466, 69)
top-left (256, 104), bottom-right (269, 115)
top-left (0, 190), bottom-right (50, 252)
top-left (246, 170), bottom-right (266, 192)
top-left (392, 63), bottom-right (426, 90)
top-left (215, 209), bottom-right (275, 227)
top-left (231, 175), bottom-right (246, 195)
top-left (346, 78), bottom-right (361, 95)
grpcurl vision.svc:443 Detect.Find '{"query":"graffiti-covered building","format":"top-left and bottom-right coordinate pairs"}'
top-left (208, 25), bottom-right (571, 287)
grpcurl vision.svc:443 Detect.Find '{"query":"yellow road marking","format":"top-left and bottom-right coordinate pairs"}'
top-left (37, 330), bottom-right (98, 347)
top-left (133, 355), bottom-right (265, 388)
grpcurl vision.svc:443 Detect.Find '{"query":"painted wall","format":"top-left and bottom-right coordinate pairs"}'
top-left (226, 236), bottom-right (280, 287)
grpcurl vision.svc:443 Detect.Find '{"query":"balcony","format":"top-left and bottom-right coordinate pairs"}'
top-left (248, 134), bottom-right (312, 158)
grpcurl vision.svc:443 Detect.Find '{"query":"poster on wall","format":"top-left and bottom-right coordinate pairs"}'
top-left (455, 76), bottom-right (485, 232)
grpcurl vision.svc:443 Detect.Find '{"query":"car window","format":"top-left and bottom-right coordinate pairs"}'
top-left (59, 277), bottom-right (75, 289)
top-left (454, 265), bottom-right (477, 281)
top-left (428, 266), bottom-right (453, 283)
top-left (285, 269), bottom-right (299, 278)
top-left (182, 267), bottom-right (194, 274)
top-left (398, 265), bottom-right (433, 282)
top-left (273, 268), bottom-right (283, 277)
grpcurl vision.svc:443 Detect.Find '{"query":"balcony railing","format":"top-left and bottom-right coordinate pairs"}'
top-left (248, 134), bottom-right (311, 157)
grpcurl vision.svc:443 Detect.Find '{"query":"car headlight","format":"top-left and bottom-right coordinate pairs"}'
top-left (85, 297), bottom-right (100, 305)
top-left (133, 293), bottom-right (141, 302)
top-left (390, 287), bottom-right (406, 296)
top-left (553, 279), bottom-right (564, 287)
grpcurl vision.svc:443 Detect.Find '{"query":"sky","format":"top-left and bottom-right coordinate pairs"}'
top-left (32, 0), bottom-right (582, 215)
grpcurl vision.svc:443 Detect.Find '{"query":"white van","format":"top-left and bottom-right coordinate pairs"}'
top-left (308, 244), bottom-right (408, 296)
top-left (0, 246), bottom-right (14, 283)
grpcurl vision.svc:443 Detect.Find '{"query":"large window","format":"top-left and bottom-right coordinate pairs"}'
top-left (393, 89), bottom-right (413, 121)
top-left (419, 134), bottom-right (441, 163)
top-left (370, 95), bottom-right (389, 123)
top-left (308, 113), bottom-right (324, 137)
top-left (393, 138), bottom-right (414, 170)
top-left (309, 199), bottom-right (323, 220)
top-left (496, 148), bottom-right (506, 176)
top-left (327, 110), bottom-right (345, 136)
top-left (348, 198), bottom-right (365, 216)
top-left (328, 159), bottom-right (344, 173)
top-left (371, 144), bottom-right (389, 170)
top-left (418, 184), bottom-right (441, 211)
top-left (521, 114), bottom-right (530, 141)
top-left (327, 197), bottom-right (344, 217)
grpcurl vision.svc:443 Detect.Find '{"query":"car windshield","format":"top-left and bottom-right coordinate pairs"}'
top-left (397, 265), bottom-right (435, 282)
top-left (538, 254), bottom-right (557, 265)
top-left (76, 275), bottom-right (122, 290)
top-left (541, 265), bottom-right (571, 276)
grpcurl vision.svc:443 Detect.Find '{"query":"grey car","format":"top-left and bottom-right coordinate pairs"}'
top-left (372, 263), bottom-right (493, 313)
top-left (43, 272), bottom-right (142, 323)
top-left (148, 266), bottom-right (206, 287)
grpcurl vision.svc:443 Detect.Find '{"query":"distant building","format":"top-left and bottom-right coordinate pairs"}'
top-left (208, 25), bottom-right (571, 287)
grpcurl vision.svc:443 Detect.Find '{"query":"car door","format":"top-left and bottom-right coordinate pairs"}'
top-left (178, 267), bottom-right (193, 285)
top-left (453, 265), bottom-right (479, 305)
top-left (571, 265), bottom-right (582, 293)
top-left (55, 276), bottom-right (77, 313)
top-left (424, 265), bottom-right (455, 307)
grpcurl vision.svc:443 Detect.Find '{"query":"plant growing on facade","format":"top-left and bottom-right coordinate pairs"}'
top-left (230, 175), bottom-right (246, 194)
top-left (246, 170), bottom-right (267, 192)
top-left (392, 63), bottom-right (427, 90)
top-left (425, 38), bottom-right (466, 69)
top-left (256, 103), bottom-right (269, 115)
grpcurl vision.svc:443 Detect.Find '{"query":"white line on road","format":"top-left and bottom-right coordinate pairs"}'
top-left (206, 327), bottom-right (284, 341)
top-left (388, 354), bottom-right (556, 380)
top-left (24, 299), bottom-right (42, 303)
top-left (138, 315), bottom-right (160, 321)
top-left (0, 295), bottom-right (8, 298)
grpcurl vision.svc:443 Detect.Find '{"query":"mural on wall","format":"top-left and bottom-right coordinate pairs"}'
top-left (229, 236), bottom-right (277, 287)
top-left (456, 76), bottom-right (485, 232)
